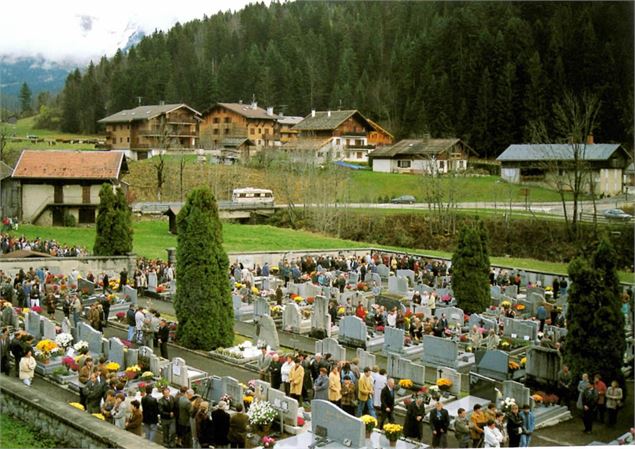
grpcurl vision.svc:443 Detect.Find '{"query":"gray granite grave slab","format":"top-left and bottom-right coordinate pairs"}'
top-left (468, 314), bottom-right (497, 331)
top-left (138, 345), bottom-right (161, 376)
top-left (78, 278), bottom-right (95, 295)
top-left (126, 348), bottom-right (139, 368)
top-left (396, 269), bottom-right (415, 285)
top-left (223, 376), bottom-right (244, 404)
top-left (475, 349), bottom-right (509, 380)
top-left (254, 297), bottom-right (270, 318)
top-left (338, 316), bottom-right (367, 348)
top-left (315, 337), bottom-right (346, 362)
top-left (384, 327), bottom-right (404, 353)
top-left (387, 354), bottom-right (426, 385)
top-left (502, 380), bottom-right (533, 409)
top-left (422, 335), bottom-right (458, 368)
top-left (434, 307), bottom-right (464, 328)
top-left (282, 302), bottom-right (302, 333)
top-left (268, 387), bottom-right (299, 426)
top-left (311, 295), bottom-right (330, 336)
top-left (437, 367), bottom-right (461, 395)
top-left (376, 264), bottom-right (390, 279)
top-left (26, 311), bottom-right (42, 339)
top-left (147, 272), bottom-right (158, 292)
top-left (123, 285), bottom-right (137, 305)
top-left (41, 317), bottom-right (57, 341)
top-left (506, 285), bottom-right (518, 298)
top-left (76, 322), bottom-right (103, 354)
top-left (108, 337), bottom-right (125, 367)
top-left (168, 357), bottom-right (189, 387)
top-left (311, 399), bottom-right (365, 448)
top-left (490, 286), bottom-right (502, 299)
top-left (355, 348), bottom-right (376, 370)
top-left (525, 346), bottom-right (561, 385)
top-left (254, 379), bottom-right (270, 401)
top-left (256, 314), bottom-right (279, 349)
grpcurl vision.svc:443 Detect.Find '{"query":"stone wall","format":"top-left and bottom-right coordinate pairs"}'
top-left (0, 376), bottom-right (162, 449)
top-left (0, 254), bottom-right (136, 278)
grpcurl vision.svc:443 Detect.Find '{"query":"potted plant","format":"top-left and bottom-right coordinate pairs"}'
top-left (105, 361), bottom-right (121, 373)
top-left (247, 400), bottom-right (278, 435)
top-left (73, 340), bottom-right (89, 355)
top-left (383, 423), bottom-right (403, 447)
top-left (360, 415), bottom-right (377, 438)
top-left (436, 378), bottom-right (453, 393)
top-left (398, 378), bottom-right (414, 393)
top-left (262, 436), bottom-right (276, 448)
top-left (55, 333), bottom-right (73, 351)
top-left (125, 364), bottom-right (141, 380)
top-left (35, 339), bottom-right (60, 364)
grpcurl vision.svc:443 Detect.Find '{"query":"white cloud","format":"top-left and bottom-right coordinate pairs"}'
top-left (0, 0), bottom-right (262, 63)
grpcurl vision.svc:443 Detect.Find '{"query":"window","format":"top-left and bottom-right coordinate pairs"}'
top-left (438, 160), bottom-right (445, 170)
top-left (119, 137), bottom-right (123, 143)
top-left (82, 186), bottom-right (91, 204)
top-left (397, 160), bottom-right (411, 168)
top-left (264, 128), bottom-right (269, 135)
top-left (224, 117), bottom-right (231, 123)
top-left (213, 117), bottom-right (220, 124)
top-left (224, 129), bottom-right (229, 134)
top-left (250, 128), bottom-right (255, 135)
top-left (126, 137), bottom-right (130, 143)
top-left (258, 128), bottom-right (262, 135)
top-left (213, 129), bottom-right (219, 135)
top-left (335, 139), bottom-right (341, 145)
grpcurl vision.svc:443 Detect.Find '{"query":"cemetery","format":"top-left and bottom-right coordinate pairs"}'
top-left (0, 243), bottom-right (632, 449)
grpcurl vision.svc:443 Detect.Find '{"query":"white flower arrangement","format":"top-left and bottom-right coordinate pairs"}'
top-left (247, 399), bottom-right (278, 426)
top-left (501, 397), bottom-right (516, 413)
top-left (73, 340), bottom-right (89, 353)
top-left (429, 385), bottom-right (440, 392)
top-left (55, 333), bottom-right (74, 349)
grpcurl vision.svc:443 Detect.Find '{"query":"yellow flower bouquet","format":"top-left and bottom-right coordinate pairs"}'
top-left (531, 394), bottom-right (543, 402)
top-left (508, 361), bottom-right (520, 371)
top-left (383, 423), bottom-right (403, 441)
top-left (36, 339), bottom-right (59, 354)
top-left (243, 395), bottom-right (254, 404)
top-left (520, 357), bottom-right (527, 367)
top-left (361, 415), bottom-right (377, 432)
top-left (69, 402), bottom-right (85, 411)
top-left (92, 413), bottom-right (106, 420)
top-left (436, 378), bottom-right (453, 391)
top-left (105, 362), bottom-right (121, 372)
top-left (398, 379), bottom-right (414, 389)
top-left (500, 300), bottom-right (512, 309)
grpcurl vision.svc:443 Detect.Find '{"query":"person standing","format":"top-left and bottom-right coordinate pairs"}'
top-left (470, 404), bottom-right (487, 448)
top-left (141, 385), bottom-right (159, 442)
top-left (429, 400), bottom-right (450, 448)
top-left (209, 400), bottom-right (231, 448)
top-left (593, 374), bottom-right (607, 424)
top-left (71, 293), bottom-right (82, 327)
top-left (18, 349), bottom-right (36, 386)
top-left (119, 268), bottom-right (128, 292)
top-left (313, 367), bottom-right (329, 400)
top-left (177, 388), bottom-right (194, 448)
top-left (227, 404), bottom-right (249, 448)
top-left (269, 353), bottom-right (282, 390)
top-left (403, 394), bottom-right (427, 441)
top-left (158, 387), bottom-right (176, 448)
top-left (328, 365), bottom-right (341, 406)
top-left (581, 382), bottom-right (598, 434)
top-left (0, 327), bottom-right (10, 376)
top-left (125, 400), bottom-right (143, 436)
top-left (520, 404), bottom-right (535, 447)
top-left (280, 354), bottom-right (294, 395)
top-left (289, 356), bottom-right (304, 403)
top-left (373, 368), bottom-right (388, 413)
top-left (577, 373), bottom-right (590, 410)
top-left (357, 367), bottom-right (376, 418)
top-left (484, 419), bottom-right (504, 448)
top-left (379, 378), bottom-right (396, 428)
top-left (557, 365), bottom-right (573, 407)
top-left (453, 408), bottom-right (471, 448)
top-left (157, 319), bottom-right (170, 359)
top-left (506, 403), bottom-right (524, 447)
top-left (257, 346), bottom-right (272, 382)
top-left (605, 380), bottom-right (623, 427)
top-left (340, 376), bottom-right (356, 415)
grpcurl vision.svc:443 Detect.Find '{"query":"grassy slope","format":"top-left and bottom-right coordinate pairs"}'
top-left (9, 220), bottom-right (634, 283)
top-left (0, 414), bottom-right (61, 448)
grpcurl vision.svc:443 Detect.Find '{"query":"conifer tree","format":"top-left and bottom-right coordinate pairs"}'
top-left (564, 238), bottom-right (625, 385)
top-left (451, 224), bottom-right (491, 314)
top-left (93, 184), bottom-right (133, 256)
top-left (174, 187), bottom-right (233, 349)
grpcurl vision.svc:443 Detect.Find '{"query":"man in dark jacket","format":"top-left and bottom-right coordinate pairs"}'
top-left (379, 378), bottom-right (396, 428)
top-left (141, 384), bottom-right (159, 442)
top-left (126, 305), bottom-right (136, 342)
top-left (157, 319), bottom-right (170, 359)
top-left (177, 388), bottom-right (193, 448)
top-left (100, 296), bottom-right (111, 328)
top-left (158, 387), bottom-right (176, 448)
top-left (429, 400), bottom-right (450, 448)
top-left (268, 353), bottom-right (282, 389)
top-left (209, 400), bottom-right (231, 448)
top-left (9, 331), bottom-right (25, 377)
top-left (581, 382), bottom-right (598, 434)
top-left (228, 404), bottom-right (249, 448)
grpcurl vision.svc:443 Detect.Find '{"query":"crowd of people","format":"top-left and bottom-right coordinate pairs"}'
top-left (1, 233), bottom-right (88, 257)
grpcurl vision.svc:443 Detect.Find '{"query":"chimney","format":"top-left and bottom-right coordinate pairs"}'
top-left (266, 106), bottom-right (274, 116)
top-left (586, 133), bottom-right (594, 144)
top-left (251, 101), bottom-right (258, 110)
top-left (160, 100), bottom-right (165, 106)
top-left (311, 109), bottom-right (316, 117)
top-left (327, 110), bottom-right (331, 117)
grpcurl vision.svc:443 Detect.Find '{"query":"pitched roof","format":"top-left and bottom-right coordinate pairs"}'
top-left (98, 104), bottom-right (201, 123)
top-left (222, 137), bottom-right (255, 148)
top-left (210, 103), bottom-right (279, 120)
top-left (292, 110), bottom-right (373, 131)
top-left (12, 150), bottom-right (127, 180)
top-left (281, 138), bottom-right (332, 151)
top-left (277, 116), bottom-right (304, 126)
top-left (367, 118), bottom-right (394, 138)
top-left (370, 138), bottom-right (469, 158)
top-left (497, 144), bottom-right (625, 162)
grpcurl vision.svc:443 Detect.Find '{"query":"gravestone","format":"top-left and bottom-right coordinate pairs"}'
top-left (397, 277), bottom-right (409, 295)
top-left (376, 296), bottom-right (405, 313)
top-left (434, 307), bottom-right (464, 328)
top-left (147, 272), bottom-right (158, 292)
top-left (503, 318), bottom-right (538, 340)
top-left (269, 388), bottom-right (299, 426)
top-left (256, 315), bottom-right (279, 350)
top-left (315, 338), bottom-right (346, 362)
top-left (415, 284), bottom-right (433, 294)
top-left (27, 311), bottom-right (42, 339)
top-left (355, 348), bottom-right (376, 370)
top-left (108, 337), bottom-right (125, 367)
top-left (139, 345), bottom-right (161, 376)
top-left (254, 379), bottom-right (270, 401)
top-left (282, 303), bottom-right (302, 333)
top-left (376, 264), bottom-right (390, 279)
top-left (525, 346), bottom-right (561, 385)
top-left (437, 367), bottom-right (461, 396)
top-left (126, 348), bottom-right (139, 368)
top-left (468, 314), bottom-right (497, 331)
top-left (123, 285), bottom-right (137, 305)
top-left (41, 317), bottom-right (57, 341)
top-left (311, 400), bottom-right (365, 449)
top-left (76, 322), bottom-right (103, 354)
top-left (422, 335), bottom-right (458, 368)
top-left (475, 349), bottom-right (509, 380)
top-left (502, 380), bottom-right (533, 409)
top-left (347, 272), bottom-right (359, 285)
top-left (232, 294), bottom-right (243, 316)
top-left (414, 305), bottom-right (432, 317)
top-left (310, 296), bottom-right (330, 338)
top-left (396, 269), bottom-right (415, 285)
top-left (387, 354), bottom-right (426, 386)
top-left (388, 276), bottom-right (399, 294)
top-left (223, 376), bottom-right (244, 404)
top-left (338, 316), bottom-right (367, 348)
top-left (506, 285), bottom-right (518, 298)
top-left (383, 327), bottom-right (405, 354)
top-left (168, 357), bottom-right (189, 387)
top-left (364, 272), bottom-right (382, 288)
top-left (490, 286), bottom-right (502, 299)
top-left (169, 280), bottom-right (177, 294)
top-left (78, 278), bottom-right (95, 295)
top-left (468, 372), bottom-right (498, 403)
top-left (254, 297), bottom-right (270, 318)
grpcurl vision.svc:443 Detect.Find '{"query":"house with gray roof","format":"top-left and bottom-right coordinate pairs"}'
top-left (369, 136), bottom-right (475, 174)
top-left (497, 141), bottom-right (631, 196)
top-left (98, 103), bottom-right (201, 160)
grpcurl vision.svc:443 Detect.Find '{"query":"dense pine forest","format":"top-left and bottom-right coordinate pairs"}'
top-left (55, 1), bottom-right (633, 157)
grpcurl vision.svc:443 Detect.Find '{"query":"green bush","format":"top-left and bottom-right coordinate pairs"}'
top-left (63, 212), bottom-right (76, 227)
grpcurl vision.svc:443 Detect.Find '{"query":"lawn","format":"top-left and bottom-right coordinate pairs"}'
top-left (342, 207), bottom-right (564, 221)
top-left (8, 220), bottom-right (634, 283)
top-left (0, 414), bottom-right (63, 448)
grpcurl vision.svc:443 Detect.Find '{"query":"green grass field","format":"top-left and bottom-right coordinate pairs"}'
top-left (8, 220), bottom-right (634, 283)
top-left (0, 414), bottom-right (62, 448)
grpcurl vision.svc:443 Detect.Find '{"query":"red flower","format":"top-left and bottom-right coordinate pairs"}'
top-left (376, 325), bottom-right (385, 332)
top-left (306, 297), bottom-right (315, 305)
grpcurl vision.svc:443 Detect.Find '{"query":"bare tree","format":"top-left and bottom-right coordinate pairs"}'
top-left (0, 126), bottom-right (8, 162)
top-left (155, 116), bottom-right (175, 201)
top-left (529, 92), bottom-right (601, 240)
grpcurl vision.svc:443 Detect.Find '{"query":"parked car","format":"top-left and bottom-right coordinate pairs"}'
top-left (602, 208), bottom-right (633, 221)
top-left (390, 195), bottom-right (416, 204)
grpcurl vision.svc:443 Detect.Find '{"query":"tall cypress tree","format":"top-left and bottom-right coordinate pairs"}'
top-left (93, 184), bottom-right (133, 256)
top-left (565, 238), bottom-right (626, 385)
top-left (451, 224), bottom-right (491, 314)
top-left (174, 187), bottom-right (233, 350)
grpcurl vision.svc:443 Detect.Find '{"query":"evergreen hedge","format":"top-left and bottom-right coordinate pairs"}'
top-left (451, 223), bottom-right (491, 314)
top-left (93, 183), bottom-right (133, 256)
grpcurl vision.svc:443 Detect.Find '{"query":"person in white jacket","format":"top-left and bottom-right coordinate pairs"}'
top-left (484, 419), bottom-right (504, 448)
top-left (19, 350), bottom-right (37, 386)
top-left (280, 355), bottom-right (294, 395)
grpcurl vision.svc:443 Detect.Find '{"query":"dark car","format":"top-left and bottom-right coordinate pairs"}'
top-left (603, 208), bottom-right (633, 221)
top-left (390, 195), bottom-right (416, 204)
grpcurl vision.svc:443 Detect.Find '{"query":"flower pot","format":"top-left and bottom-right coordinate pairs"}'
top-left (260, 423), bottom-right (271, 435)
top-left (389, 439), bottom-right (397, 447)
top-left (42, 358), bottom-right (50, 365)
top-left (366, 430), bottom-right (372, 438)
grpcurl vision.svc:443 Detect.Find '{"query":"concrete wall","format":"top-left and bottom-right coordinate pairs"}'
top-left (0, 254), bottom-right (137, 278)
top-left (22, 183), bottom-right (102, 224)
top-left (0, 376), bottom-right (162, 449)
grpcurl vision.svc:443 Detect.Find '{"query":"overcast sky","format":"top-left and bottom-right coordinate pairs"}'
top-left (0, 0), bottom-right (261, 63)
